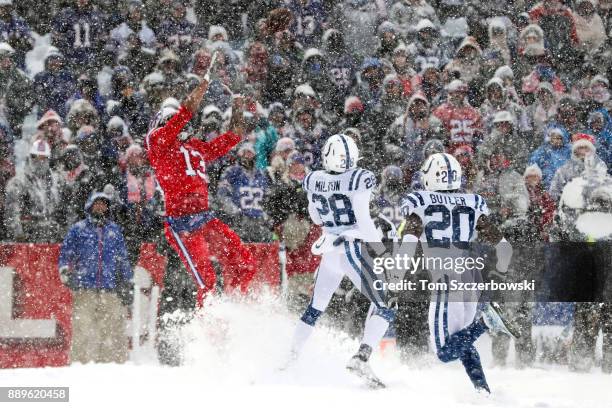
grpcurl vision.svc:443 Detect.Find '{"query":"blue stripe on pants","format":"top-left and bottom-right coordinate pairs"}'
top-left (168, 225), bottom-right (205, 288)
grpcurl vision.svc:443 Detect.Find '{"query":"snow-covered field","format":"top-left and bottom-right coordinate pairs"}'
top-left (1, 294), bottom-right (609, 408)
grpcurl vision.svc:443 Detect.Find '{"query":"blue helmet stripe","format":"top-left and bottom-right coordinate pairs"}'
top-left (442, 154), bottom-right (453, 189)
top-left (338, 134), bottom-right (351, 170)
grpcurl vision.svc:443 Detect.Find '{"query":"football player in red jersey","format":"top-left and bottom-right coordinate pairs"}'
top-left (145, 74), bottom-right (256, 306)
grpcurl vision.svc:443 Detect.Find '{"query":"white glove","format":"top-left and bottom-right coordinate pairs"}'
top-left (59, 266), bottom-right (71, 285)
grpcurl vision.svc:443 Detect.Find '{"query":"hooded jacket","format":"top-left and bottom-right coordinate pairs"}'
top-left (4, 156), bottom-right (64, 242)
top-left (549, 141), bottom-right (608, 200)
top-left (529, 128), bottom-right (571, 189)
top-left (58, 192), bottom-right (132, 290)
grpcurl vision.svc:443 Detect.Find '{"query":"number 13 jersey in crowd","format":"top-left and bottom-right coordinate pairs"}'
top-left (303, 167), bottom-right (379, 241)
top-left (145, 105), bottom-right (241, 217)
top-left (400, 191), bottom-right (490, 247)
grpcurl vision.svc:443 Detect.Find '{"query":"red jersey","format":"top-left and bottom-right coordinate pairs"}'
top-left (146, 105), bottom-right (241, 217)
top-left (433, 103), bottom-right (483, 148)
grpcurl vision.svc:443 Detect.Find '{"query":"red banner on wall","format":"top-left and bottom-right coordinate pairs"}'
top-left (0, 242), bottom-right (281, 369)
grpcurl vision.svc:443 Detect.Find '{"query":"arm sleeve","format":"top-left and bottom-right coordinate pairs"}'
top-left (117, 230), bottom-right (133, 281)
top-left (58, 227), bottom-right (77, 269)
top-left (146, 105), bottom-right (193, 153)
top-left (190, 131), bottom-right (241, 162)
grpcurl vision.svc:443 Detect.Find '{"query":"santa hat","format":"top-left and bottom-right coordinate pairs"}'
top-left (37, 110), bottom-right (63, 129)
top-left (523, 164), bottom-right (543, 179)
top-left (571, 133), bottom-right (596, 153)
top-left (456, 36), bottom-right (482, 56)
top-left (408, 91), bottom-right (429, 107)
top-left (344, 96), bottom-right (364, 114)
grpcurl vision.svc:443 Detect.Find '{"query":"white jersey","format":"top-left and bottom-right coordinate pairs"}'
top-left (400, 190), bottom-right (490, 248)
top-left (303, 168), bottom-right (379, 241)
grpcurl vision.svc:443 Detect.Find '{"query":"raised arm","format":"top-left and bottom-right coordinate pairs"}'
top-left (191, 96), bottom-right (246, 162)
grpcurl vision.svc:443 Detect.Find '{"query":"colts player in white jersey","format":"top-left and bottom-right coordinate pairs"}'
top-left (285, 134), bottom-right (395, 388)
top-left (398, 153), bottom-right (520, 393)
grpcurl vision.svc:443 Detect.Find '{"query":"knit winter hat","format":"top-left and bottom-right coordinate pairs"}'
top-left (37, 110), bottom-right (63, 129)
top-left (523, 164), bottom-right (543, 179)
top-left (571, 133), bottom-right (596, 153)
top-left (344, 96), bottom-right (365, 114)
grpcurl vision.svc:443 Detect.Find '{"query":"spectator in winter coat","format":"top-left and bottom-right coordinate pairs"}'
top-left (299, 48), bottom-right (331, 105)
top-left (374, 21), bottom-right (401, 61)
top-left (571, 0), bottom-right (607, 54)
top-left (373, 74), bottom-right (406, 136)
top-left (320, 29), bottom-right (356, 115)
top-left (66, 74), bottom-right (106, 120)
top-left (292, 106), bottom-right (328, 169)
top-left (528, 0), bottom-right (580, 68)
top-left (587, 110), bottom-right (612, 171)
top-left (390, 43), bottom-right (420, 97)
top-left (388, 0), bottom-right (439, 39)
top-left (33, 50), bottom-right (76, 119)
top-left (34, 110), bottom-right (65, 169)
top-left (515, 24), bottom-right (546, 81)
top-left (0, 0), bottom-right (33, 69)
top-left (524, 164), bottom-right (556, 240)
top-left (266, 29), bottom-right (301, 106)
top-left (117, 33), bottom-right (157, 83)
top-left (287, 0), bottom-right (326, 48)
top-left (156, 0), bottom-right (198, 64)
top-left (117, 144), bottom-right (161, 265)
top-left (66, 99), bottom-right (99, 135)
top-left (108, 66), bottom-right (151, 139)
top-left (477, 110), bottom-right (529, 172)
top-left (51, 0), bottom-right (107, 72)
top-left (529, 127), bottom-right (571, 189)
top-left (217, 143), bottom-right (272, 242)
top-left (58, 144), bottom-right (95, 226)
top-left (266, 136), bottom-right (297, 185)
top-left (479, 77), bottom-right (531, 139)
top-left (0, 42), bottom-right (34, 134)
top-left (385, 92), bottom-right (442, 172)
top-left (526, 82), bottom-right (558, 138)
top-left (445, 36), bottom-right (483, 85)
top-left (356, 58), bottom-right (385, 113)
top-left (433, 79), bottom-right (483, 150)
top-left (74, 125), bottom-right (121, 192)
top-left (407, 18), bottom-right (450, 72)
top-left (4, 139), bottom-right (65, 242)
top-left (58, 191), bottom-right (133, 364)
top-left (549, 133), bottom-right (608, 200)
top-left (484, 18), bottom-right (513, 67)
top-left (263, 151), bottom-right (310, 247)
top-left (109, 0), bottom-right (156, 57)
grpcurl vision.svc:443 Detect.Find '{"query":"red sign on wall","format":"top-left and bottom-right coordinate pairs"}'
top-left (0, 242), bottom-right (282, 369)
